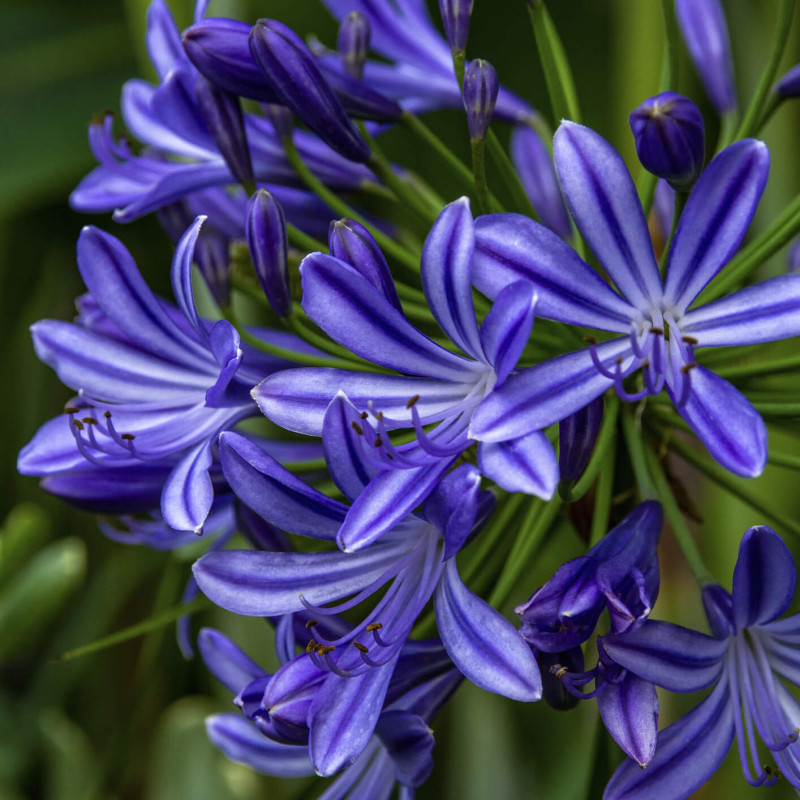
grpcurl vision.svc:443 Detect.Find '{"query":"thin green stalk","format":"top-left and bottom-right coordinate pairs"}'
top-left (660, 0), bottom-right (680, 92)
top-left (637, 169), bottom-right (659, 218)
top-left (462, 493), bottom-right (525, 585)
top-left (715, 109), bottom-right (739, 154)
top-left (287, 222), bottom-right (327, 254)
top-left (282, 136), bottom-right (420, 273)
top-left (751, 400), bottom-right (800, 418)
top-left (488, 497), bottom-right (562, 608)
top-left (527, 1), bottom-right (581, 123)
top-left (735, 0), bottom-right (795, 140)
top-left (645, 447), bottom-right (714, 585)
top-left (755, 92), bottom-right (782, 133)
top-left (620, 406), bottom-right (658, 500)
top-left (560, 393), bottom-right (620, 502)
top-left (658, 190), bottom-right (688, 275)
top-left (589, 436), bottom-right (616, 546)
top-left (453, 50), bottom-right (466, 89)
top-left (53, 596), bottom-right (213, 662)
top-left (665, 432), bottom-right (800, 540)
top-left (768, 451), bottom-right (800, 470)
top-left (486, 130), bottom-right (537, 217)
top-left (471, 137), bottom-right (491, 214)
top-left (715, 352), bottom-right (800, 381)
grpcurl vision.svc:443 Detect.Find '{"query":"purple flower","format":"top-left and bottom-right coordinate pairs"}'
top-left (199, 624), bottom-right (460, 789)
top-left (253, 198), bottom-right (558, 551)
top-left (776, 63), bottom-right (800, 98)
top-left (603, 526), bottom-right (800, 798)
top-left (337, 11), bottom-right (371, 81)
top-left (470, 121), bottom-right (800, 478)
top-left (463, 59), bottom-right (499, 141)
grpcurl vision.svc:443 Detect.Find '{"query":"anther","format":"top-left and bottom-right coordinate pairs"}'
top-left (375, 411), bottom-right (383, 420)
top-left (365, 622), bottom-right (383, 632)
top-left (680, 362), bottom-right (697, 374)
top-left (764, 765), bottom-right (773, 776)
top-left (103, 411), bottom-right (112, 418)
top-left (584, 335), bottom-right (598, 344)
top-left (374, 436), bottom-right (382, 447)
top-left (640, 360), bottom-right (650, 369)
top-left (306, 638), bottom-right (318, 653)
top-left (350, 421), bottom-right (363, 435)
top-left (82, 417), bottom-right (98, 425)
top-left (72, 420), bottom-right (84, 431)
top-left (352, 642), bottom-right (369, 653)
top-left (64, 406), bottom-right (80, 414)
top-left (555, 666), bottom-right (569, 679)
top-left (315, 644), bottom-right (336, 656)
top-left (406, 394), bottom-right (420, 409)
top-left (360, 411), bottom-right (368, 419)
top-left (305, 619), bottom-right (318, 629)
top-left (682, 335), bottom-right (699, 345)
top-left (120, 433), bottom-right (135, 440)
top-left (650, 327), bottom-right (664, 335)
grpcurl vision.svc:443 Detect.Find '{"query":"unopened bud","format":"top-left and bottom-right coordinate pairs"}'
top-left (246, 189), bottom-right (291, 317)
top-left (439, 0), bottom-right (474, 54)
top-left (463, 59), bottom-right (498, 141)
top-left (338, 11), bottom-right (370, 80)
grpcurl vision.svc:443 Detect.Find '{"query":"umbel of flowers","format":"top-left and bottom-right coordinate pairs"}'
top-left (18, 0), bottom-right (800, 796)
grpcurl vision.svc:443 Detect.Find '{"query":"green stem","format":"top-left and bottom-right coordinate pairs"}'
top-left (644, 446), bottom-right (714, 585)
top-left (485, 130), bottom-right (537, 217)
top-left (620, 406), bottom-right (658, 500)
top-left (768, 451), bottom-right (800, 470)
top-left (658, 190), bottom-right (688, 275)
top-left (527, 1), bottom-right (581, 123)
top-left (660, 0), bottom-right (680, 91)
top-left (715, 352), bottom-right (800, 381)
top-left (287, 222), bottom-right (327, 254)
top-left (589, 436), bottom-right (616, 546)
top-left (637, 169), bottom-right (659, 219)
top-left (453, 49), bottom-right (466, 89)
top-left (470, 137), bottom-right (491, 214)
top-left (488, 497), bottom-right (562, 608)
top-left (462, 493), bottom-right (525, 585)
top-left (559, 393), bottom-right (620, 502)
top-left (282, 136), bottom-right (420, 274)
top-left (755, 92), bottom-right (782, 133)
top-left (735, 0), bottom-right (795, 140)
top-left (715, 109), bottom-right (739, 154)
top-left (751, 400), bottom-right (800, 418)
top-left (53, 596), bottom-right (213, 662)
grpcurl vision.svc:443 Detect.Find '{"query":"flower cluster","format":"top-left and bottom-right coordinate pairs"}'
top-left (18, 0), bottom-right (800, 796)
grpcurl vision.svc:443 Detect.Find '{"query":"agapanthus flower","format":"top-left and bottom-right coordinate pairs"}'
top-left (200, 624), bottom-right (461, 793)
top-left (17, 218), bottom-right (314, 534)
top-left (471, 121), bottom-right (800, 477)
top-left (603, 525), bottom-right (800, 798)
top-left (253, 198), bottom-right (558, 551)
top-left (193, 398), bottom-right (541, 744)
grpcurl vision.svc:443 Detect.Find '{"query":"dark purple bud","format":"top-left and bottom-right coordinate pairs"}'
top-left (194, 74), bottom-right (253, 186)
top-left (675, 0), bottom-right (736, 113)
top-left (438, 0), bottom-right (474, 54)
top-left (558, 396), bottom-right (604, 483)
top-left (156, 198), bottom-right (194, 243)
top-left (246, 189), bottom-right (291, 317)
top-left (701, 584), bottom-right (735, 638)
top-left (260, 656), bottom-right (324, 746)
top-left (776, 63), bottom-right (800, 99)
top-left (463, 58), bottom-right (498, 141)
top-left (510, 125), bottom-right (572, 240)
top-left (328, 218), bottom-right (402, 311)
top-left (262, 103), bottom-right (294, 140)
top-left (536, 646), bottom-right (583, 711)
top-left (194, 228), bottom-right (231, 307)
top-left (338, 11), bottom-right (370, 81)
top-left (249, 19), bottom-right (370, 163)
top-left (629, 91), bottom-right (705, 191)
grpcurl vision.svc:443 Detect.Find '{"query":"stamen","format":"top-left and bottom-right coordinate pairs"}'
top-left (305, 638), bottom-right (318, 653)
top-left (360, 411), bottom-right (368, 419)
top-left (352, 641), bottom-right (369, 653)
top-left (82, 417), bottom-right (98, 425)
top-left (64, 406), bottom-right (80, 414)
top-left (120, 433), bottom-right (135, 440)
top-left (650, 327), bottom-right (664, 335)
top-left (350, 421), bottom-right (363, 435)
top-left (682, 335), bottom-right (698, 345)
top-left (374, 436), bottom-right (382, 447)
top-left (72, 420), bottom-right (84, 431)
top-left (365, 622), bottom-right (383, 632)
top-left (305, 619), bottom-right (318, 629)
top-left (406, 394), bottom-right (420, 409)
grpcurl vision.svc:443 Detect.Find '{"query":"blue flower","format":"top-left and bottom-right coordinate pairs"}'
top-left (603, 525), bottom-right (800, 798)
top-left (253, 198), bottom-right (557, 550)
top-left (471, 121), bottom-right (800, 477)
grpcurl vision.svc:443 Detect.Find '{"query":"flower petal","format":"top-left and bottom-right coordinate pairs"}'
top-left (554, 122), bottom-right (662, 311)
top-left (160, 438), bottom-right (214, 533)
top-left (602, 621), bottom-right (727, 693)
top-left (421, 198), bottom-right (484, 361)
top-left (597, 672), bottom-right (658, 767)
top-left (473, 214), bottom-right (636, 332)
top-left (375, 710), bottom-right (435, 787)
top-left (663, 139), bottom-right (770, 312)
top-left (732, 525), bottom-right (796, 630)
top-left (422, 464), bottom-right (483, 560)
top-left (197, 628), bottom-right (267, 694)
top-left (674, 366), bottom-right (767, 478)
top-left (477, 432), bottom-right (558, 498)
top-left (680, 274), bottom-right (800, 346)
top-left (434, 559), bottom-right (541, 701)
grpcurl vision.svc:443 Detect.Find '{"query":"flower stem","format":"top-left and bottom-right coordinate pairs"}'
top-left (620, 405), bottom-right (658, 501)
top-left (286, 222), bottom-right (327, 255)
top-left (471, 137), bottom-right (491, 215)
top-left (658, 189), bottom-right (688, 275)
top-left (660, 0), bottom-right (680, 91)
top-left (644, 446), bottom-right (714, 586)
top-left (589, 436), bottom-right (616, 547)
top-left (485, 130), bottom-right (538, 217)
top-left (715, 352), bottom-right (800, 381)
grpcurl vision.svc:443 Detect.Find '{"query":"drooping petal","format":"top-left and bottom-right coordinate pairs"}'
top-left (477, 432), bottom-right (558, 498)
top-left (206, 714), bottom-right (314, 778)
top-left (554, 122), bottom-right (662, 311)
top-left (197, 628), bottom-right (267, 694)
top-left (422, 464), bottom-right (483, 560)
top-left (434, 559), bottom-right (541, 701)
top-left (559, 396), bottom-right (604, 483)
top-left (421, 198), bottom-right (484, 361)
top-left (673, 366), bottom-right (767, 478)
top-left (597, 673), bottom-right (658, 767)
top-left (732, 525), bottom-right (796, 630)
top-left (192, 543), bottom-right (405, 616)
top-left (254, 369), bottom-right (475, 436)
top-left (219, 431), bottom-right (347, 539)
top-left (170, 217), bottom-right (209, 344)
top-left (601, 621), bottom-right (727, 693)
top-left (663, 139), bottom-right (770, 313)
top-left (473, 214), bottom-right (636, 332)
top-left (310, 653), bottom-right (399, 776)
top-left (301, 253), bottom-right (481, 382)
top-left (470, 339), bottom-right (632, 443)
top-left (479, 281), bottom-right (537, 385)
top-left (680, 274), bottom-right (800, 346)
top-left (337, 459), bottom-right (456, 552)
top-left (160, 438), bottom-right (214, 533)
top-left (603, 678), bottom-right (734, 800)
top-left (146, 0), bottom-right (186, 80)
top-left (375, 710), bottom-right (435, 787)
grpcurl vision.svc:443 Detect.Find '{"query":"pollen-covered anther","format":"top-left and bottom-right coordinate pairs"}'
top-left (120, 433), bottom-right (135, 440)
top-left (789, 728), bottom-right (800, 742)
top-left (72, 420), bottom-right (84, 431)
top-left (82, 417), bottom-right (98, 425)
top-left (406, 394), bottom-right (420, 409)
top-left (374, 436), bottom-right (382, 447)
top-left (63, 406), bottom-right (81, 414)
top-left (650, 326), bottom-right (664, 335)
top-left (350, 421), bottom-right (363, 435)
top-left (306, 638), bottom-right (318, 653)
top-left (584, 335), bottom-right (598, 344)
top-left (103, 411), bottom-right (112, 418)
top-left (681, 362), bottom-right (698, 374)
top-left (315, 644), bottom-right (336, 656)
top-left (305, 619), bottom-right (318, 629)
top-left (553, 665), bottom-right (569, 680)
top-left (682, 335), bottom-right (699, 345)
top-left (352, 641), bottom-right (369, 653)
top-left (365, 622), bottom-right (383, 632)
top-left (360, 411), bottom-right (368, 419)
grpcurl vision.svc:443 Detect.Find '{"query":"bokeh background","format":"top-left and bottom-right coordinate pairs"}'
top-left (3, 0), bottom-right (800, 797)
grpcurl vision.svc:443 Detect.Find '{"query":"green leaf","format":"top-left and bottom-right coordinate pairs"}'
top-left (0, 503), bottom-right (51, 582)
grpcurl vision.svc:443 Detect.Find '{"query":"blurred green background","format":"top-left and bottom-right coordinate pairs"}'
top-left (2, 0), bottom-right (800, 798)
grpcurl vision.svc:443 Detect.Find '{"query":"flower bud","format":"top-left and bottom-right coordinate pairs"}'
top-left (262, 103), bottom-right (294, 140)
top-left (511, 125), bottom-right (572, 240)
top-left (463, 59), bottom-right (498, 141)
top-left (558, 396), bottom-right (604, 483)
top-left (629, 91), bottom-right (705, 191)
top-left (194, 229), bottom-right (231, 308)
top-left (246, 189), bottom-right (291, 317)
top-left (194, 74), bottom-right (254, 187)
top-left (338, 11), bottom-right (370, 81)
top-left (438, 0), bottom-right (474, 54)
top-left (249, 19), bottom-right (370, 163)
top-left (701, 583), bottom-right (735, 638)
top-left (775, 63), bottom-right (800, 99)
top-left (675, 0), bottom-right (736, 113)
